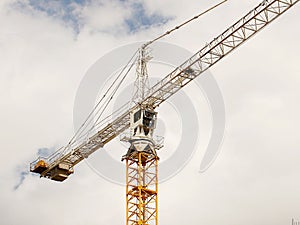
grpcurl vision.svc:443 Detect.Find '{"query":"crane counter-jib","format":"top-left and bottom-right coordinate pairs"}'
top-left (31, 109), bottom-right (131, 181)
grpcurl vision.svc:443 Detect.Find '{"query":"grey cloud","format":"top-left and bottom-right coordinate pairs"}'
top-left (13, 170), bottom-right (29, 190)
top-left (11, 0), bottom-right (172, 35)
top-left (37, 147), bottom-right (54, 157)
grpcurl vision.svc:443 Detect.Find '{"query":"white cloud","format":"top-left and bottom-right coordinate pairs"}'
top-left (0, 0), bottom-right (300, 225)
top-left (80, 1), bottom-right (130, 34)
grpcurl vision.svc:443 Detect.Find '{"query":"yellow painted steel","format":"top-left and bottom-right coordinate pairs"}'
top-left (126, 152), bottom-right (158, 225)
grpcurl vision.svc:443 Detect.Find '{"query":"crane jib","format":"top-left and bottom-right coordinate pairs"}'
top-left (142, 0), bottom-right (300, 108)
top-left (30, 0), bottom-right (299, 182)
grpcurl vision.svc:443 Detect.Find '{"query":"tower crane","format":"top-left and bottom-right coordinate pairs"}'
top-left (30, 1), bottom-right (299, 225)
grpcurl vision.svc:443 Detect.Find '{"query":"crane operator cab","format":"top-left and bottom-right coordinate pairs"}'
top-left (122, 108), bottom-right (158, 161)
top-left (130, 108), bottom-right (157, 139)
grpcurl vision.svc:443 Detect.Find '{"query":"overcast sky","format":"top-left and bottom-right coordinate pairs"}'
top-left (1, 0), bottom-right (300, 225)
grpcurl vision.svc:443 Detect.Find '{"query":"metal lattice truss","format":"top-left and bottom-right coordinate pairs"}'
top-left (31, 0), bottom-right (299, 180)
top-left (37, 110), bottom-right (131, 178)
top-left (142, 0), bottom-right (299, 108)
top-left (126, 153), bottom-right (158, 225)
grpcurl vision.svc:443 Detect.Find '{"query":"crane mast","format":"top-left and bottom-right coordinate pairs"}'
top-left (122, 46), bottom-right (159, 225)
top-left (29, 1), bottom-right (299, 225)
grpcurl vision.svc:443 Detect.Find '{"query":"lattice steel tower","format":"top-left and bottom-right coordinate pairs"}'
top-left (122, 46), bottom-right (159, 225)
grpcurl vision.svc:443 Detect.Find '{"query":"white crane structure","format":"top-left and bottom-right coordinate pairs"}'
top-left (30, 1), bottom-right (299, 225)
